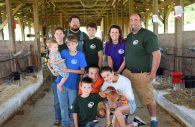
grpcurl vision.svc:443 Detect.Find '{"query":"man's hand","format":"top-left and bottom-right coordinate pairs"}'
top-left (147, 72), bottom-right (156, 81)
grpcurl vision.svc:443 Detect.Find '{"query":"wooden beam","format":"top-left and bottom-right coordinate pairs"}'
top-left (174, 0), bottom-right (184, 72)
top-left (6, 0), bottom-right (16, 53)
top-left (0, 3), bottom-right (23, 30)
top-left (153, 0), bottom-right (158, 34)
top-left (33, 0), bottom-right (41, 71)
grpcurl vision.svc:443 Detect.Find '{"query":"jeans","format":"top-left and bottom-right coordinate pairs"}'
top-left (57, 86), bottom-right (77, 127)
top-left (51, 81), bottom-right (61, 121)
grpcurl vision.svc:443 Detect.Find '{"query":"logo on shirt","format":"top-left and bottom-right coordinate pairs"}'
top-left (118, 49), bottom-right (124, 54)
top-left (71, 59), bottom-right (77, 64)
top-left (133, 40), bottom-right (139, 45)
top-left (88, 102), bottom-right (94, 108)
top-left (90, 44), bottom-right (96, 49)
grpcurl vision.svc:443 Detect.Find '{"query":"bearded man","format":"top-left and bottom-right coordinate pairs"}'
top-left (64, 15), bottom-right (88, 52)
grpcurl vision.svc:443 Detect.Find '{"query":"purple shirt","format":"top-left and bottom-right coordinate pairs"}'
top-left (105, 40), bottom-right (125, 71)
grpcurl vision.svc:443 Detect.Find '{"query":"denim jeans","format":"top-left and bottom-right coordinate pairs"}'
top-left (57, 86), bottom-right (77, 127)
top-left (51, 81), bottom-right (61, 122)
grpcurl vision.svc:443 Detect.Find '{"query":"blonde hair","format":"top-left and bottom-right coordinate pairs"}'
top-left (46, 39), bottom-right (58, 49)
top-left (66, 34), bottom-right (78, 44)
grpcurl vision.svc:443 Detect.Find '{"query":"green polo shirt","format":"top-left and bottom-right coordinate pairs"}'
top-left (125, 28), bottom-right (160, 72)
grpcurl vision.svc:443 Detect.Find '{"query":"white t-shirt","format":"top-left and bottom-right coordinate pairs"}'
top-left (101, 75), bottom-right (135, 101)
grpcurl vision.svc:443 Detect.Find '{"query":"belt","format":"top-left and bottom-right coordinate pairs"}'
top-left (131, 70), bottom-right (147, 73)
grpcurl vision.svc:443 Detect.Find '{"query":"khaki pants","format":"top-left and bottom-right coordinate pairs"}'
top-left (122, 69), bottom-right (154, 105)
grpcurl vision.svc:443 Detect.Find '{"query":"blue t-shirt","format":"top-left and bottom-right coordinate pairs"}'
top-left (56, 49), bottom-right (87, 90)
top-left (105, 40), bottom-right (125, 71)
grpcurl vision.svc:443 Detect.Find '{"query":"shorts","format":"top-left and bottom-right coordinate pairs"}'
top-left (129, 100), bottom-right (136, 114)
top-left (123, 69), bottom-right (154, 105)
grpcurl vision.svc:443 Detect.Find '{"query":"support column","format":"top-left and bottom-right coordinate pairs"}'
top-left (6, 0), bottom-right (16, 53)
top-left (0, 12), bottom-right (4, 40)
top-left (174, 0), bottom-right (184, 72)
top-left (164, 10), bottom-right (168, 34)
top-left (33, 0), bottom-right (41, 71)
top-left (153, 0), bottom-right (158, 34)
top-left (18, 19), bottom-right (25, 41)
top-left (60, 13), bottom-right (63, 27)
top-left (121, 0), bottom-right (124, 33)
top-left (129, 0), bottom-right (134, 32)
top-left (129, 0), bottom-right (134, 16)
top-left (145, 13), bottom-right (150, 29)
top-left (111, 7), bottom-right (114, 24)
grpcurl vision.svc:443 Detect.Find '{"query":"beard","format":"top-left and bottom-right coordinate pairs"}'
top-left (70, 27), bottom-right (79, 32)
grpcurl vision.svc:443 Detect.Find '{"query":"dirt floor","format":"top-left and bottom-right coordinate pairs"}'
top-left (1, 76), bottom-right (184, 127)
top-left (154, 76), bottom-right (195, 110)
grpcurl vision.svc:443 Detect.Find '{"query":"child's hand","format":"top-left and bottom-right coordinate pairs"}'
top-left (57, 84), bottom-right (63, 92)
top-left (61, 59), bottom-right (65, 63)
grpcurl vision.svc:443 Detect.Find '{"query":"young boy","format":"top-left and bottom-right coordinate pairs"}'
top-left (85, 23), bottom-right (103, 68)
top-left (100, 66), bottom-right (146, 127)
top-left (56, 34), bottom-right (87, 127)
top-left (72, 77), bottom-right (108, 127)
top-left (46, 39), bottom-right (69, 92)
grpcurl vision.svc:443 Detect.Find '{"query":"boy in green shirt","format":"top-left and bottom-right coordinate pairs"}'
top-left (85, 23), bottom-right (103, 68)
top-left (72, 77), bottom-right (108, 127)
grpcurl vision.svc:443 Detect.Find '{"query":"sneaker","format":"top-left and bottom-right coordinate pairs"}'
top-left (54, 120), bottom-right (60, 127)
top-left (151, 120), bottom-right (158, 127)
top-left (133, 116), bottom-right (146, 126)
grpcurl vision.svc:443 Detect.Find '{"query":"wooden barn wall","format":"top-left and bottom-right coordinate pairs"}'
top-left (0, 41), bottom-right (33, 79)
top-left (158, 31), bottom-right (195, 76)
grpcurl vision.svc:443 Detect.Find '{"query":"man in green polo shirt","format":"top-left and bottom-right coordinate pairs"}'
top-left (123, 13), bottom-right (161, 127)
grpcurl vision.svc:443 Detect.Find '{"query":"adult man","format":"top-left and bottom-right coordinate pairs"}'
top-left (65, 15), bottom-right (88, 52)
top-left (78, 65), bottom-right (104, 94)
top-left (123, 13), bottom-right (161, 127)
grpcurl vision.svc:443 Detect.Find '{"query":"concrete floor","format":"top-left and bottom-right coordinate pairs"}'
top-left (1, 78), bottom-right (184, 127)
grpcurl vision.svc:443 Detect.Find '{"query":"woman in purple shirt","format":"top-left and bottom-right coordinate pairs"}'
top-left (105, 25), bottom-right (125, 74)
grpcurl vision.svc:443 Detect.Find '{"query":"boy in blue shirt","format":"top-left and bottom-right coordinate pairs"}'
top-left (56, 34), bottom-right (87, 127)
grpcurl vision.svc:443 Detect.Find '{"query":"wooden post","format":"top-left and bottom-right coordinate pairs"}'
top-left (121, 0), bottom-right (124, 33)
top-left (129, 0), bottom-right (134, 32)
top-left (164, 8), bottom-right (169, 34)
top-left (6, 0), bottom-right (16, 53)
top-left (33, 0), bottom-right (41, 71)
top-left (6, 0), bottom-right (16, 72)
top-left (18, 19), bottom-right (25, 41)
top-left (0, 12), bottom-right (4, 40)
top-left (174, 0), bottom-right (184, 72)
top-left (144, 13), bottom-right (150, 29)
top-left (60, 13), bottom-right (63, 27)
top-left (111, 7), bottom-right (114, 24)
top-left (153, 0), bottom-right (158, 35)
